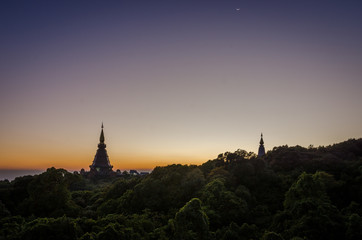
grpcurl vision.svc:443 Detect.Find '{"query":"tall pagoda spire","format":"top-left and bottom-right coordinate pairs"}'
top-left (90, 123), bottom-right (113, 176)
top-left (258, 133), bottom-right (265, 157)
top-left (100, 122), bottom-right (105, 143)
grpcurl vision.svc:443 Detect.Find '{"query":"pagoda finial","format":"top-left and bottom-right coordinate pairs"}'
top-left (100, 123), bottom-right (105, 143)
top-left (260, 132), bottom-right (264, 145)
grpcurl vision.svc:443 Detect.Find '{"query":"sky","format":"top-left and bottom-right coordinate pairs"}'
top-left (1, 0), bottom-right (362, 171)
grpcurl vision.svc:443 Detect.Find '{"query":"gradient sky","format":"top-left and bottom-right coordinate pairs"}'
top-left (1, 0), bottom-right (361, 171)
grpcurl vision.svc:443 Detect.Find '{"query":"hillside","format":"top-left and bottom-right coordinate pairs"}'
top-left (1, 138), bottom-right (362, 240)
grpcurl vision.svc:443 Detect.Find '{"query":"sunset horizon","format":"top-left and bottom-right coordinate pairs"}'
top-left (1, 0), bottom-right (362, 173)
top-left (0, 130), bottom-right (360, 172)
top-left (2, 2), bottom-right (362, 239)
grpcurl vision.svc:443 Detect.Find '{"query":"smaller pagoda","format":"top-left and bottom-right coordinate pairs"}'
top-left (90, 123), bottom-right (113, 176)
top-left (258, 133), bottom-right (265, 157)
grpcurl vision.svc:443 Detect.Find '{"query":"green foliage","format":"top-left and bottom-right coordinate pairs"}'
top-left (24, 168), bottom-right (79, 217)
top-left (273, 171), bottom-right (344, 240)
top-left (1, 138), bottom-right (362, 239)
top-left (283, 172), bottom-right (328, 209)
top-left (97, 223), bottom-right (123, 240)
top-left (207, 166), bottom-right (231, 182)
top-left (105, 177), bottom-right (141, 200)
top-left (173, 198), bottom-right (210, 240)
top-left (201, 178), bottom-right (248, 229)
top-left (0, 175), bottom-right (33, 215)
top-left (216, 222), bottom-right (259, 240)
top-left (118, 165), bottom-right (205, 213)
top-left (0, 216), bottom-right (24, 240)
top-left (261, 231), bottom-right (284, 240)
top-left (346, 213), bottom-right (362, 240)
top-left (0, 201), bottom-right (10, 218)
top-left (19, 216), bottom-right (80, 240)
top-left (79, 232), bottom-right (96, 240)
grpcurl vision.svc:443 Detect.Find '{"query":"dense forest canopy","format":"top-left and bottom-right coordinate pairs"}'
top-left (1, 138), bottom-right (362, 240)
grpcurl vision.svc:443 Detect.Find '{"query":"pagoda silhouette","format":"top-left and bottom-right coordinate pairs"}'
top-left (258, 133), bottom-right (266, 157)
top-left (89, 123), bottom-right (113, 176)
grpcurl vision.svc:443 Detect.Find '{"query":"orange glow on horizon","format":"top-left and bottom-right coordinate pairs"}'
top-left (1, 1), bottom-right (362, 175)
top-left (0, 152), bottom-right (209, 172)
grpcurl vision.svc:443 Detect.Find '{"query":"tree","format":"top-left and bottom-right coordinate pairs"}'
top-left (346, 213), bottom-right (362, 240)
top-left (25, 168), bottom-right (78, 217)
top-left (201, 178), bottom-right (248, 229)
top-left (173, 198), bottom-right (210, 240)
top-left (20, 216), bottom-right (79, 240)
top-left (0, 216), bottom-right (24, 240)
top-left (0, 200), bottom-right (10, 217)
top-left (272, 172), bottom-right (343, 239)
top-left (217, 222), bottom-right (259, 240)
top-left (261, 231), bottom-right (284, 240)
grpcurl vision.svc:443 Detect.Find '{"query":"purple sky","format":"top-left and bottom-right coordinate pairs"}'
top-left (1, 0), bottom-right (361, 170)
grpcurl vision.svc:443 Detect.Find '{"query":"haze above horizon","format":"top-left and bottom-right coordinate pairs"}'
top-left (1, 1), bottom-right (361, 170)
